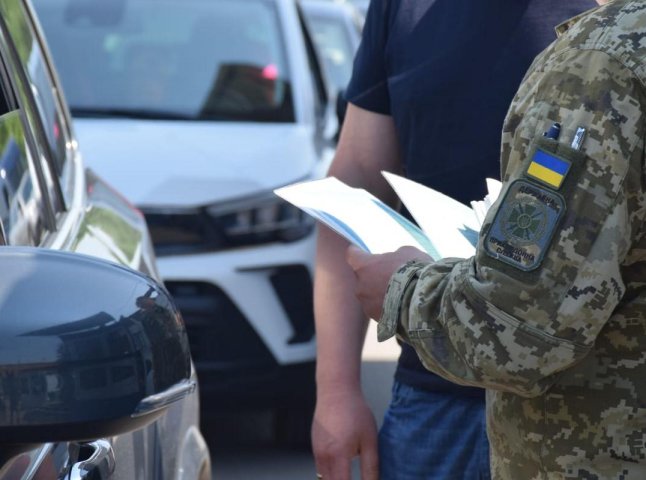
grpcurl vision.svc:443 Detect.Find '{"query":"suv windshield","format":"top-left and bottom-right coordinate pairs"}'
top-left (34, 0), bottom-right (295, 122)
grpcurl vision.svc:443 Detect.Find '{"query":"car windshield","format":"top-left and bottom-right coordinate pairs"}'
top-left (33, 0), bottom-right (295, 122)
top-left (305, 11), bottom-right (356, 92)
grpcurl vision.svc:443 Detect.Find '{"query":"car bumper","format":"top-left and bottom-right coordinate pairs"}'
top-left (156, 232), bottom-right (318, 406)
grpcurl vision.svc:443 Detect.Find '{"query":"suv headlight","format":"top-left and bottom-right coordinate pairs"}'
top-left (206, 192), bottom-right (314, 244)
top-left (143, 191), bottom-right (315, 256)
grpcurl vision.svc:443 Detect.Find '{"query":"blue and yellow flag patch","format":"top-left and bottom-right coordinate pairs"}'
top-left (527, 149), bottom-right (571, 189)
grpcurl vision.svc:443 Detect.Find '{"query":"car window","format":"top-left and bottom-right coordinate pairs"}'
top-left (297, 6), bottom-right (328, 115)
top-left (0, 0), bottom-right (82, 245)
top-left (24, 41), bottom-right (72, 209)
top-left (24, 39), bottom-right (69, 190)
top-left (305, 12), bottom-right (356, 91)
top-left (0, 0), bottom-right (72, 211)
top-left (34, 0), bottom-right (296, 123)
top-left (0, 107), bottom-right (46, 246)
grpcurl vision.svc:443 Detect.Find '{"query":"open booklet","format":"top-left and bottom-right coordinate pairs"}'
top-left (274, 171), bottom-right (501, 260)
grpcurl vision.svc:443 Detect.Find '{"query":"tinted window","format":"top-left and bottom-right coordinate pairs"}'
top-left (26, 45), bottom-right (69, 184)
top-left (0, 110), bottom-right (46, 246)
top-left (22, 42), bottom-right (72, 212)
top-left (35, 0), bottom-right (295, 123)
top-left (0, 0), bottom-right (71, 210)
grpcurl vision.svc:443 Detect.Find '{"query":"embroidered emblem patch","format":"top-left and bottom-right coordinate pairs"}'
top-left (484, 180), bottom-right (565, 271)
top-left (526, 148), bottom-right (571, 189)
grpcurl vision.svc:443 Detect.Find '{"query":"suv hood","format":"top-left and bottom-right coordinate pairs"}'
top-left (73, 119), bottom-right (322, 208)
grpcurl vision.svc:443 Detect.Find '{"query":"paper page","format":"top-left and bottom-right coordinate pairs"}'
top-left (382, 171), bottom-right (480, 259)
top-left (275, 177), bottom-right (440, 256)
top-left (486, 178), bottom-right (503, 205)
top-left (471, 178), bottom-right (503, 225)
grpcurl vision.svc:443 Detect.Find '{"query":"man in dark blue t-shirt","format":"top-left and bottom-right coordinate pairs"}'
top-left (311, 1), bottom-right (596, 479)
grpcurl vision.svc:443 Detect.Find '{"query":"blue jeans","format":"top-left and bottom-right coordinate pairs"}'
top-left (378, 381), bottom-right (491, 480)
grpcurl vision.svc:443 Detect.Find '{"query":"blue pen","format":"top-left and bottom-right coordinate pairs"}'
top-left (543, 122), bottom-right (561, 140)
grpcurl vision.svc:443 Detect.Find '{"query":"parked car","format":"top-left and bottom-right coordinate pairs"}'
top-left (301, 0), bottom-right (364, 94)
top-left (0, 0), bottom-right (211, 477)
top-left (33, 0), bottom-right (337, 444)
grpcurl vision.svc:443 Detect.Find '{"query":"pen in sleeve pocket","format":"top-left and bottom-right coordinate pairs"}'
top-left (571, 127), bottom-right (586, 150)
top-left (543, 122), bottom-right (561, 140)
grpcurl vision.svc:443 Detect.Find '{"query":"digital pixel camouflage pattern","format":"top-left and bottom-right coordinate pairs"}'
top-left (379, 0), bottom-right (646, 478)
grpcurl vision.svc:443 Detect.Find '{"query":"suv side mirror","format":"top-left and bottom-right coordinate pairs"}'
top-left (0, 248), bottom-right (194, 459)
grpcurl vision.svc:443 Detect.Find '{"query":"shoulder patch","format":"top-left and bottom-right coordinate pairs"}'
top-left (484, 180), bottom-right (565, 271)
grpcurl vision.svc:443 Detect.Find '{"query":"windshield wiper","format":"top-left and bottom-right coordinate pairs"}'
top-left (70, 107), bottom-right (195, 121)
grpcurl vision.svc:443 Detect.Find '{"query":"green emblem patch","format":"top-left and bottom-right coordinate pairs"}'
top-left (484, 180), bottom-right (565, 271)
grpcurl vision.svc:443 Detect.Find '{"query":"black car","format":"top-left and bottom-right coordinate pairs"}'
top-left (0, 0), bottom-right (211, 477)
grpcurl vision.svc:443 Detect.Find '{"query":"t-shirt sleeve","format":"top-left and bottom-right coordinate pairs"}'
top-left (345, 0), bottom-right (391, 114)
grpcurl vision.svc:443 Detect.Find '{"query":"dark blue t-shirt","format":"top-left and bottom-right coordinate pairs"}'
top-left (346, 0), bottom-right (596, 394)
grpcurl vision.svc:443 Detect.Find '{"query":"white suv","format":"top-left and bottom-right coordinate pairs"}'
top-left (34, 0), bottom-right (337, 443)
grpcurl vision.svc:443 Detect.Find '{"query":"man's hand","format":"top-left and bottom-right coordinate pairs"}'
top-left (312, 106), bottom-right (407, 480)
top-left (312, 389), bottom-right (379, 480)
top-left (346, 245), bottom-right (431, 321)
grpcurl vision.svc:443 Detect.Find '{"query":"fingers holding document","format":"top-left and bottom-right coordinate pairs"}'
top-left (346, 245), bottom-right (432, 322)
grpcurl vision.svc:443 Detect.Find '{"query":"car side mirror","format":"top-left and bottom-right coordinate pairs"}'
top-left (0, 247), bottom-right (194, 461)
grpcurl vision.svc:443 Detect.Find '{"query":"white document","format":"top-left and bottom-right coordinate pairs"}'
top-left (381, 172), bottom-right (501, 259)
top-left (274, 177), bottom-right (438, 255)
top-left (274, 173), bottom-right (501, 259)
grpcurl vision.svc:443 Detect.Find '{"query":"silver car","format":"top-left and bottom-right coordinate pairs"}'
top-left (0, 0), bottom-right (211, 477)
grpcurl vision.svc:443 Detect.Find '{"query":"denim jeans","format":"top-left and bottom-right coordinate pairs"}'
top-left (378, 381), bottom-right (491, 480)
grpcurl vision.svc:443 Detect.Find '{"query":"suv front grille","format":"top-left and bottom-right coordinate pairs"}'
top-left (164, 281), bottom-right (276, 368)
top-left (143, 209), bottom-right (314, 256)
top-left (144, 211), bottom-right (227, 256)
top-left (269, 265), bottom-right (315, 344)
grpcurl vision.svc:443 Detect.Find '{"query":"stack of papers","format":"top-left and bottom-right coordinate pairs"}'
top-left (274, 171), bottom-right (501, 260)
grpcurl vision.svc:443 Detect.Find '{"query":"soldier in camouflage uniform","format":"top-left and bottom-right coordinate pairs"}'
top-left (346, 0), bottom-right (646, 478)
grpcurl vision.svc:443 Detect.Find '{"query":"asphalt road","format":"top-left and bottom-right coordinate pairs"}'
top-left (206, 322), bottom-right (400, 479)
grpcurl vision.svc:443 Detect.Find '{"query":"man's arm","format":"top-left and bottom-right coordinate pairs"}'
top-left (312, 103), bottom-right (402, 480)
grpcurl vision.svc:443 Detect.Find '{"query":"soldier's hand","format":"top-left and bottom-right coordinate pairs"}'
top-left (346, 245), bottom-right (431, 321)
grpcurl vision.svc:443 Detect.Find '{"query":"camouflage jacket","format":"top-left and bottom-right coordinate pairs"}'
top-left (379, 1), bottom-right (646, 478)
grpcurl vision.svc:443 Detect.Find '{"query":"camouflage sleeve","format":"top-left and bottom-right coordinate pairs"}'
top-left (381, 47), bottom-right (646, 397)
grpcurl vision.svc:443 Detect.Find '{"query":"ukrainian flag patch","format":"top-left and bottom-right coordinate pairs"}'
top-left (526, 149), bottom-right (571, 189)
